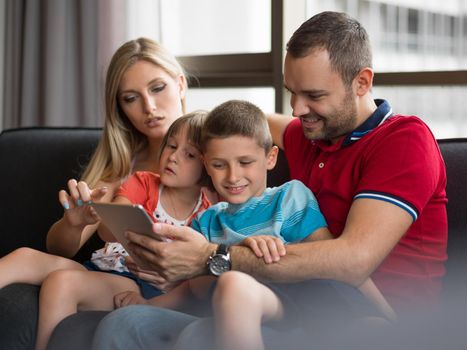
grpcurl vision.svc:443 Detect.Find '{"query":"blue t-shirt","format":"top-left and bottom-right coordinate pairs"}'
top-left (191, 180), bottom-right (327, 245)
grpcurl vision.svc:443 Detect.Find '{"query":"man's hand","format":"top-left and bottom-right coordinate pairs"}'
top-left (125, 223), bottom-right (217, 282)
top-left (124, 256), bottom-right (181, 291)
top-left (241, 235), bottom-right (286, 263)
top-left (114, 291), bottom-right (148, 308)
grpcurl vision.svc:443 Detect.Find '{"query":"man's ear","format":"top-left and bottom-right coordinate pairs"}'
top-left (354, 67), bottom-right (373, 96)
top-left (266, 145), bottom-right (279, 170)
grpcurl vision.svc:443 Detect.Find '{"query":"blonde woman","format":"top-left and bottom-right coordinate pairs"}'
top-left (47, 37), bottom-right (188, 259)
top-left (0, 37), bottom-right (189, 350)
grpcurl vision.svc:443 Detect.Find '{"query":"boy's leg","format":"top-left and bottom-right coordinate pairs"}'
top-left (212, 271), bottom-right (283, 350)
top-left (0, 247), bottom-right (83, 288)
top-left (36, 270), bottom-right (140, 350)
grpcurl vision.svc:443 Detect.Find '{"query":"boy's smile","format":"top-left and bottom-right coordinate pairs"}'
top-left (203, 136), bottom-right (277, 204)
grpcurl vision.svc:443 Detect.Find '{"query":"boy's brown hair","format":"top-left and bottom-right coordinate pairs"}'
top-left (201, 100), bottom-right (272, 153)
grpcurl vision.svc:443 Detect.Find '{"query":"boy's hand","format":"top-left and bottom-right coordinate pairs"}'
top-left (241, 235), bottom-right (286, 263)
top-left (58, 179), bottom-right (108, 227)
top-left (114, 290), bottom-right (148, 308)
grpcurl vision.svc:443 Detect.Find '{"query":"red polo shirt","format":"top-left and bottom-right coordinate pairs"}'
top-left (283, 99), bottom-right (448, 310)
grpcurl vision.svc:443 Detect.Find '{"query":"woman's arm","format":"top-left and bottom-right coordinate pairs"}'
top-left (46, 179), bottom-right (118, 257)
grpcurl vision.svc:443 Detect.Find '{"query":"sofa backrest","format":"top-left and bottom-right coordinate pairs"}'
top-left (438, 139), bottom-right (467, 299)
top-left (0, 127), bottom-right (103, 261)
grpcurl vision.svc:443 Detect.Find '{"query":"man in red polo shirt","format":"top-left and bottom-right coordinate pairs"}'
top-left (269, 11), bottom-right (447, 311)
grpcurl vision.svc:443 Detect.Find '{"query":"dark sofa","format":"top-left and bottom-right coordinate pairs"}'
top-left (0, 127), bottom-right (466, 349)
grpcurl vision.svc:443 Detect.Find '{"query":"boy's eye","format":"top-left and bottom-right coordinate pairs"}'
top-left (240, 160), bottom-right (253, 166)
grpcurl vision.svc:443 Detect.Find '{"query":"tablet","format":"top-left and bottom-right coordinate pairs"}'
top-left (91, 202), bottom-right (159, 266)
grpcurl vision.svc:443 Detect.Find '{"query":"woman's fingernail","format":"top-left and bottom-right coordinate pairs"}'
top-left (154, 223), bottom-right (161, 232)
top-left (77, 199), bottom-right (83, 207)
top-left (63, 202), bottom-right (70, 210)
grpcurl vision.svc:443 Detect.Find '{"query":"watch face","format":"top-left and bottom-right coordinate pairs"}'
top-left (209, 254), bottom-right (231, 276)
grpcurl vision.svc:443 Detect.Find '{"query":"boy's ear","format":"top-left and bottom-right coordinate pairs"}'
top-left (266, 145), bottom-right (279, 170)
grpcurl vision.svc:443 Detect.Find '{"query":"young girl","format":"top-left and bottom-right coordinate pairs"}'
top-left (0, 111), bottom-right (212, 350)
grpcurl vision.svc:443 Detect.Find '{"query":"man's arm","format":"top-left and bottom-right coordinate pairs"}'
top-left (125, 198), bottom-right (412, 287)
top-left (266, 113), bottom-right (293, 150)
top-left (232, 198), bottom-right (413, 286)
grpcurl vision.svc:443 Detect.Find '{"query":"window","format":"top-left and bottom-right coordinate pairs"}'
top-left (158, 0), bottom-right (280, 113)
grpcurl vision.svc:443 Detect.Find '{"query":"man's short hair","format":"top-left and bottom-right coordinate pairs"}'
top-left (201, 100), bottom-right (272, 153)
top-left (287, 11), bottom-right (372, 87)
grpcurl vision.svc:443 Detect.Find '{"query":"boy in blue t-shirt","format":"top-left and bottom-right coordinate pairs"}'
top-left (114, 100), bottom-right (396, 350)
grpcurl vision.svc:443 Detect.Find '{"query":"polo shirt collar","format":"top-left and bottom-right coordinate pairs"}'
top-left (315, 99), bottom-right (393, 151)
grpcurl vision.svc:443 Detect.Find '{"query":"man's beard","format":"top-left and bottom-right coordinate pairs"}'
top-left (302, 90), bottom-right (358, 142)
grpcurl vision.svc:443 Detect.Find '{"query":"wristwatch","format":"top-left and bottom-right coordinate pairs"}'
top-left (207, 244), bottom-right (231, 276)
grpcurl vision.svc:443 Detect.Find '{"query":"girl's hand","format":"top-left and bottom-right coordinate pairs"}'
top-left (241, 235), bottom-right (286, 264)
top-left (124, 256), bottom-right (181, 292)
top-left (114, 290), bottom-right (148, 308)
top-left (58, 179), bottom-right (108, 228)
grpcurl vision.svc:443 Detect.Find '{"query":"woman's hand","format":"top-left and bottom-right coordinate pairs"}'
top-left (125, 223), bottom-right (216, 282)
top-left (241, 235), bottom-right (286, 264)
top-left (58, 179), bottom-right (108, 228)
top-left (114, 290), bottom-right (148, 308)
top-left (124, 256), bottom-right (181, 291)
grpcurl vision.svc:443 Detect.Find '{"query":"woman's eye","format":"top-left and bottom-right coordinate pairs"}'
top-left (151, 84), bottom-right (166, 93)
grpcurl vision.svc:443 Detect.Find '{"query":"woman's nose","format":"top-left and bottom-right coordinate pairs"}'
top-left (143, 95), bottom-right (157, 114)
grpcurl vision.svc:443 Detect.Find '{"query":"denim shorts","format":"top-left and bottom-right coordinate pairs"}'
top-left (83, 261), bottom-right (163, 299)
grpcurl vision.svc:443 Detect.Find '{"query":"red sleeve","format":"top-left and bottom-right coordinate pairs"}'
top-left (355, 117), bottom-right (446, 220)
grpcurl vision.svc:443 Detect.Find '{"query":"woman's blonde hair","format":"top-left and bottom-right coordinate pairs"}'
top-left (81, 38), bottom-right (187, 187)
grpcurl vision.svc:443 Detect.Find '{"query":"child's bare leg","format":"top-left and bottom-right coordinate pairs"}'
top-left (0, 247), bottom-right (83, 288)
top-left (359, 279), bottom-right (397, 322)
top-left (212, 271), bottom-right (283, 350)
top-left (35, 270), bottom-right (140, 350)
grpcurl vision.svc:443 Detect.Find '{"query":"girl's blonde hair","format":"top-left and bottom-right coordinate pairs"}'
top-left (159, 110), bottom-right (211, 187)
top-left (81, 38), bottom-right (187, 186)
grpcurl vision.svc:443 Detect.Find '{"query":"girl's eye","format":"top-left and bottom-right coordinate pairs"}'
top-left (167, 143), bottom-right (176, 149)
top-left (212, 163), bottom-right (224, 169)
top-left (122, 95), bottom-right (137, 103)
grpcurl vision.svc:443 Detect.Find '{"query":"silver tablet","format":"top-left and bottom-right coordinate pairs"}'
top-left (91, 202), bottom-right (159, 266)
